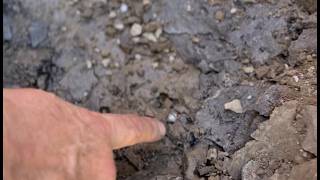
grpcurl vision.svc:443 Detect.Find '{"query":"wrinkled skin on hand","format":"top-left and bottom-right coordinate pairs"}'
top-left (3, 89), bottom-right (166, 180)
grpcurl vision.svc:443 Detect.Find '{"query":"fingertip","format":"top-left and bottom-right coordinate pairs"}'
top-left (157, 121), bottom-right (166, 137)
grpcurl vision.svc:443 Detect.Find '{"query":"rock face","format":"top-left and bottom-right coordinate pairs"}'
top-left (195, 85), bottom-right (286, 153)
top-left (147, 0), bottom-right (291, 73)
top-left (288, 28), bottom-right (317, 66)
top-left (288, 159), bottom-right (317, 180)
top-left (301, 106), bottom-right (317, 155)
top-left (227, 101), bottom-right (307, 179)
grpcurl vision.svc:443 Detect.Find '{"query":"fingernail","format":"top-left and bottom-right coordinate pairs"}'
top-left (158, 122), bottom-right (166, 136)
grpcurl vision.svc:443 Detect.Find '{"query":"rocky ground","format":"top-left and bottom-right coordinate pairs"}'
top-left (3, 0), bottom-right (317, 179)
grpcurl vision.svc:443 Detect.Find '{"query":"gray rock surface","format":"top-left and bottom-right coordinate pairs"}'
top-left (29, 21), bottom-right (48, 48)
top-left (301, 105), bottom-right (317, 155)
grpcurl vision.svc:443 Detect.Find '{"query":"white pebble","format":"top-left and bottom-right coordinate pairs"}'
top-left (120, 3), bottom-right (128, 13)
top-left (135, 54), bottom-right (142, 61)
top-left (155, 28), bottom-right (163, 38)
top-left (293, 75), bottom-right (299, 82)
top-left (169, 55), bottom-right (175, 62)
top-left (130, 23), bottom-right (143, 36)
top-left (143, 32), bottom-right (158, 42)
top-left (242, 66), bottom-right (254, 74)
top-left (230, 8), bottom-right (237, 14)
top-left (152, 62), bottom-right (159, 69)
top-left (224, 99), bottom-right (243, 113)
top-left (114, 62), bottom-right (120, 68)
top-left (114, 21), bottom-right (124, 30)
top-left (94, 48), bottom-right (101, 53)
top-left (247, 95), bottom-right (252, 100)
top-left (109, 11), bottom-right (117, 18)
top-left (167, 112), bottom-right (177, 123)
top-left (186, 4), bottom-right (192, 11)
top-left (86, 60), bottom-right (92, 69)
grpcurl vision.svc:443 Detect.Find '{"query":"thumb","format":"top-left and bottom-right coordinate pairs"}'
top-left (103, 114), bottom-right (166, 149)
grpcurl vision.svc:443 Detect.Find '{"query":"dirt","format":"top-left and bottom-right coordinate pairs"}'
top-left (3, 0), bottom-right (317, 179)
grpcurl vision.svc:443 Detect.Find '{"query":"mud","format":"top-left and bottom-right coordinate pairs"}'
top-left (3, 0), bottom-right (317, 179)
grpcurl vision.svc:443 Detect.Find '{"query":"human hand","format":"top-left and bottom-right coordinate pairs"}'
top-left (3, 89), bottom-right (166, 180)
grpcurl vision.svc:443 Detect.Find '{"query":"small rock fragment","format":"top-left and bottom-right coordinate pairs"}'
top-left (134, 54), bottom-right (142, 61)
top-left (120, 3), bottom-right (128, 13)
top-left (230, 8), bottom-right (237, 14)
top-left (224, 99), bottom-right (243, 113)
top-left (130, 23), bottom-right (143, 36)
top-left (242, 66), bottom-right (254, 74)
top-left (155, 28), bottom-right (163, 38)
top-left (109, 11), bottom-right (117, 18)
top-left (102, 58), bottom-right (111, 67)
top-left (86, 60), bottom-right (93, 69)
top-left (293, 75), bottom-right (299, 82)
top-left (143, 32), bottom-right (157, 42)
top-left (114, 20), bottom-right (124, 30)
top-left (167, 111), bottom-right (177, 123)
top-left (215, 10), bottom-right (225, 21)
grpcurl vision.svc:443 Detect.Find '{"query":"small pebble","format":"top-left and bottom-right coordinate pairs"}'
top-left (284, 64), bottom-right (289, 70)
top-left (132, 37), bottom-right (140, 43)
top-left (114, 20), bottom-right (124, 30)
top-left (135, 54), bottom-right (142, 61)
top-left (102, 58), bottom-right (111, 67)
top-left (109, 11), bottom-right (117, 18)
top-left (230, 8), bottom-right (237, 14)
top-left (94, 47), bottom-right (101, 53)
top-left (114, 62), bottom-right (120, 68)
top-left (192, 36), bottom-right (200, 43)
top-left (293, 75), bottom-right (299, 82)
top-left (169, 55), bottom-right (175, 62)
top-left (120, 3), bottom-right (128, 13)
top-left (186, 4), bottom-right (192, 11)
top-left (155, 28), bottom-right (163, 38)
top-left (83, 91), bottom-right (88, 97)
top-left (130, 23), bottom-right (143, 36)
top-left (101, 49), bottom-right (110, 57)
top-left (152, 62), bottom-right (159, 69)
top-left (242, 66), bottom-right (254, 74)
top-left (167, 111), bottom-right (178, 123)
top-left (143, 32), bottom-right (157, 42)
top-left (247, 95), bottom-right (252, 100)
top-left (86, 60), bottom-right (93, 69)
top-left (224, 99), bottom-right (243, 113)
